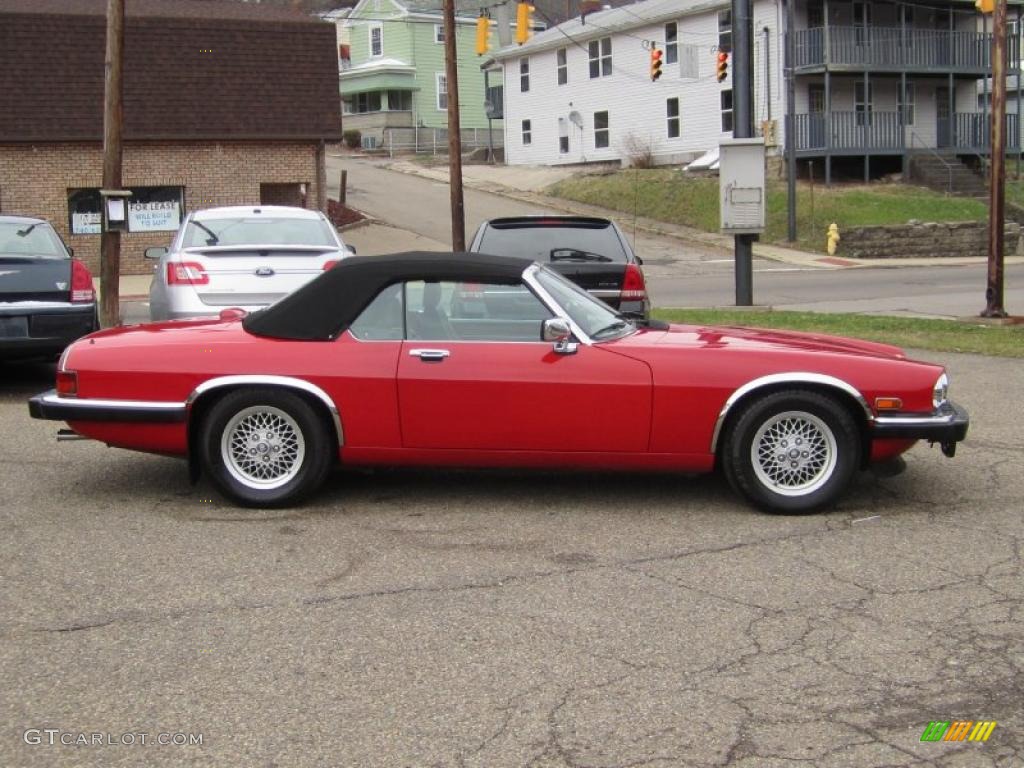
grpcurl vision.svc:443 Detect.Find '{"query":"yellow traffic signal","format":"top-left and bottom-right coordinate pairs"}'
top-left (475, 14), bottom-right (489, 56)
top-left (716, 51), bottom-right (729, 82)
top-left (975, 0), bottom-right (994, 12)
top-left (650, 46), bottom-right (663, 81)
top-left (516, 2), bottom-right (534, 45)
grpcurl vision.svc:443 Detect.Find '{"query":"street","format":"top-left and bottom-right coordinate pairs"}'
top-left (1, 350), bottom-right (1021, 767)
top-left (330, 156), bottom-right (1024, 319)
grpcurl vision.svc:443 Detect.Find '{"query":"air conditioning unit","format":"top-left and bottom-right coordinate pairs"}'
top-left (361, 135), bottom-right (378, 150)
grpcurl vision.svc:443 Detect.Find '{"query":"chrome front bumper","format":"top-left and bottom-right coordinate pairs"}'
top-left (872, 401), bottom-right (970, 456)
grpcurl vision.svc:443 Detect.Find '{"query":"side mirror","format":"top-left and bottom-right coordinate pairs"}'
top-left (542, 317), bottom-right (577, 355)
top-left (346, 245), bottom-right (357, 256)
top-left (66, 246), bottom-right (74, 257)
top-left (144, 246), bottom-right (168, 260)
top-left (635, 255), bottom-right (643, 265)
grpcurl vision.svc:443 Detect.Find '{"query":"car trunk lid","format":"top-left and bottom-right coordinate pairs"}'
top-left (0, 256), bottom-right (72, 303)
top-left (179, 245), bottom-right (340, 307)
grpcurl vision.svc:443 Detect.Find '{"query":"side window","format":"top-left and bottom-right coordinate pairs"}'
top-left (349, 283), bottom-right (404, 340)
top-left (405, 280), bottom-right (552, 341)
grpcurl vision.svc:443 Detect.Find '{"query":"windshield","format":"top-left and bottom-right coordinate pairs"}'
top-left (534, 265), bottom-right (635, 341)
top-left (479, 221), bottom-right (629, 263)
top-left (0, 221), bottom-right (68, 259)
top-left (183, 216), bottom-right (339, 248)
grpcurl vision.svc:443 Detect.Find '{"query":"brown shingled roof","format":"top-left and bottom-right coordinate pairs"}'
top-left (0, 0), bottom-right (343, 142)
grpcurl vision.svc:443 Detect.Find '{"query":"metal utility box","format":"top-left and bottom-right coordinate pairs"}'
top-left (719, 138), bottom-right (766, 235)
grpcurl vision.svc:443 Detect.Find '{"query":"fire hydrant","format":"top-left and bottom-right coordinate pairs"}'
top-left (826, 222), bottom-right (840, 256)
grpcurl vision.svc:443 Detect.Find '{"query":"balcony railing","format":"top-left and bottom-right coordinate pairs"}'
top-left (941, 113), bottom-right (1021, 150)
top-left (793, 111), bottom-right (1020, 152)
top-left (794, 111), bottom-right (903, 151)
top-left (791, 26), bottom-right (1020, 70)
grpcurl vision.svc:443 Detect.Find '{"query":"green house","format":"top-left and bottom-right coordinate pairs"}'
top-left (338, 0), bottom-right (503, 150)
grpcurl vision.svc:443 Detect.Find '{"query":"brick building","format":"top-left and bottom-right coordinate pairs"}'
top-left (0, 0), bottom-right (342, 275)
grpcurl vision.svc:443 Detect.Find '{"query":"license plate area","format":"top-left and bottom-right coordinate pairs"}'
top-left (0, 316), bottom-right (29, 338)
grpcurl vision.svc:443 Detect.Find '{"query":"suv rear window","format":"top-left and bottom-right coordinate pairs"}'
top-left (477, 219), bottom-right (628, 263)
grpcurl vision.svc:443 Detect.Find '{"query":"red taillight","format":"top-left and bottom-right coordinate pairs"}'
top-left (70, 260), bottom-right (95, 303)
top-left (621, 263), bottom-right (647, 301)
top-left (167, 261), bottom-right (209, 286)
top-left (322, 260), bottom-right (340, 271)
top-left (56, 370), bottom-right (78, 397)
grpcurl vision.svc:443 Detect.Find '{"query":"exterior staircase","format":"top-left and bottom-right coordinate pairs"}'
top-left (908, 153), bottom-right (988, 197)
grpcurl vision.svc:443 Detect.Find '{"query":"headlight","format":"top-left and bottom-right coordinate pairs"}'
top-left (933, 372), bottom-right (949, 409)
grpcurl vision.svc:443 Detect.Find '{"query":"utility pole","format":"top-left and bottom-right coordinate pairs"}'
top-left (785, 0), bottom-right (797, 242)
top-left (733, 0), bottom-right (755, 305)
top-left (442, 0), bottom-right (466, 251)
top-left (984, 0), bottom-right (1008, 317)
top-left (100, 0), bottom-right (125, 328)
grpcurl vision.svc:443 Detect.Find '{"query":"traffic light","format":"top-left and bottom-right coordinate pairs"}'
top-left (975, 0), bottom-right (994, 12)
top-left (475, 13), bottom-right (489, 56)
top-left (650, 45), bottom-right (663, 81)
top-left (515, 2), bottom-right (534, 45)
top-left (716, 51), bottom-right (729, 82)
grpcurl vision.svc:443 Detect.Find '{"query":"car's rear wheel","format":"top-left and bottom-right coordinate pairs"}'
top-left (722, 390), bottom-right (860, 514)
top-left (201, 387), bottom-right (332, 507)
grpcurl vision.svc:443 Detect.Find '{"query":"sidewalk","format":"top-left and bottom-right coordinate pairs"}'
top-left (376, 157), bottom-right (1024, 271)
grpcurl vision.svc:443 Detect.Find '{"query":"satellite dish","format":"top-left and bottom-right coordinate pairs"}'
top-left (568, 110), bottom-right (583, 128)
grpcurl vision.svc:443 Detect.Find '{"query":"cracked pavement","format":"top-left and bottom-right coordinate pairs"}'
top-left (0, 352), bottom-right (1021, 767)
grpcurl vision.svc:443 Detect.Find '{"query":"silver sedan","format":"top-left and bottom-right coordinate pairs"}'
top-left (147, 205), bottom-right (354, 321)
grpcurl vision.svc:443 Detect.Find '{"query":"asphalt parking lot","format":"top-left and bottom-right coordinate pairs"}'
top-left (1, 351), bottom-right (1021, 768)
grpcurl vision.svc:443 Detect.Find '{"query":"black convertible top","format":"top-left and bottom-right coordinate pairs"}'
top-left (242, 251), bottom-right (535, 341)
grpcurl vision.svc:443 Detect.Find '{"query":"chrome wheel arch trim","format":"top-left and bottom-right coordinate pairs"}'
top-left (186, 375), bottom-right (344, 446)
top-left (710, 372), bottom-right (872, 454)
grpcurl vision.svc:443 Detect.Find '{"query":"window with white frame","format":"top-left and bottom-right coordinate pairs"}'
top-left (666, 97), bottom-right (680, 138)
top-left (898, 81), bottom-right (915, 126)
top-left (522, 119), bottom-right (532, 145)
top-left (558, 117), bottom-right (569, 153)
top-left (720, 89), bottom-right (733, 132)
top-left (665, 22), bottom-right (678, 65)
top-left (718, 10), bottom-right (732, 53)
top-left (369, 24), bottom-right (383, 56)
top-left (557, 48), bottom-right (568, 85)
top-left (855, 80), bottom-right (873, 126)
top-left (854, 2), bottom-right (870, 46)
top-left (434, 24), bottom-right (445, 43)
top-left (588, 37), bottom-right (612, 78)
top-left (520, 58), bottom-right (530, 92)
top-left (593, 110), bottom-right (609, 148)
top-left (436, 72), bottom-right (447, 110)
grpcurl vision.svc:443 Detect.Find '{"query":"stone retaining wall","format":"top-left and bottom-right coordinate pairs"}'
top-left (839, 220), bottom-right (1021, 259)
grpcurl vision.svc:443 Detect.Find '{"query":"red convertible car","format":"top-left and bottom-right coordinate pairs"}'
top-left (29, 252), bottom-right (968, 513)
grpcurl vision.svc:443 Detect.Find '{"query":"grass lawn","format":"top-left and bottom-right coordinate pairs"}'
top-left (548, 171), bottom-right (988, 252)
top-left (651, 308), bottom-right (1024, 358)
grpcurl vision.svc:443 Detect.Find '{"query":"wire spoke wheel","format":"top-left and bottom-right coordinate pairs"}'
top-left (221, 405), bottom-right (306, 490)
top-left (750, 410), bottom-right (838, 496)
top-left (723, 390), bottom-right (860, 514)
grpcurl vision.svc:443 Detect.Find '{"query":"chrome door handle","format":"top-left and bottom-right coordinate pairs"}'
top-left (409, 348), bottom-right (450, 362)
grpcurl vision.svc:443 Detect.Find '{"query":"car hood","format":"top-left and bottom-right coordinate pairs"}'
top-left (616, 323), bottom-right (907, 360)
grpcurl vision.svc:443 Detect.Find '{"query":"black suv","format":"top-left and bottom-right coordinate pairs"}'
top-left (468, 216), bottom-right (650, 319)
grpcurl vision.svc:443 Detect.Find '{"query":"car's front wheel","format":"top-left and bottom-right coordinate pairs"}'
top-left (201, 387), bottom-right (333, 507)
top-left (722, 390), bottom-right (861, 514)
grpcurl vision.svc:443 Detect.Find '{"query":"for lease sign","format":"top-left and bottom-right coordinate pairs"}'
top-left (128, 201), bottom-right (180, 232)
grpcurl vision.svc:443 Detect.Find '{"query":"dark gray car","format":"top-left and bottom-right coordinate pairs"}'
top-left (0, 215), bottom-right (98, 360)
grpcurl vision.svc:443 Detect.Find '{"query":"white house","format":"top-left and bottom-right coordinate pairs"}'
top-left (488, 0), bottom-right (1024, 182)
